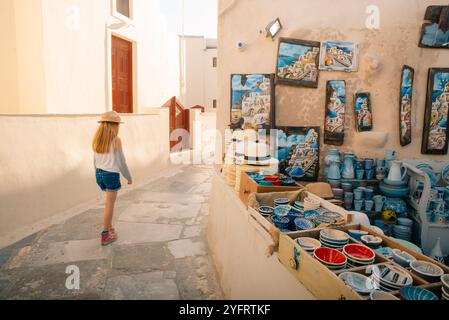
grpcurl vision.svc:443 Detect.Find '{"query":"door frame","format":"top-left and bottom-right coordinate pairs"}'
top-left (106, 30), bottom-right (137, 113)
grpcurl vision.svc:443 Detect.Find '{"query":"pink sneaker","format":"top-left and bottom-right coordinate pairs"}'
top-left (101, 231), bottom-right (117, 246)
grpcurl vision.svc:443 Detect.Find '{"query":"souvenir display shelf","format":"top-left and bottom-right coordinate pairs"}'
top-left (277, 223), bottom-right (449, 300)
top-left (404, 163), bottom-right (449, 255)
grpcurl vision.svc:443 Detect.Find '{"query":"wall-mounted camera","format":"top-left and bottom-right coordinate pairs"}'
top-left (236, 41), bottom-right (246, 50)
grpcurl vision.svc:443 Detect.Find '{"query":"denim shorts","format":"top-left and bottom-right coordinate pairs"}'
top-left (96, 169), bottom-right (121, 192)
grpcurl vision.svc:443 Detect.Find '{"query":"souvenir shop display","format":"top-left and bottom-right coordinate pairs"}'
top-left (354, 92), bottom-right (373, 132)
top-left (230, 74), bottom-right (275, 130)
top-left (324, 81), bottom-right (346, 146)
top-left (276, 127), bottom-right (320, 182)
top-left (421, 68), bottom-right (449, 155)
top-left (275, 38), bottom-right (320, 88)
top-left (319, 41), bottom-right (360, 72)
top-left (399, 65), bottom-right (415, 146)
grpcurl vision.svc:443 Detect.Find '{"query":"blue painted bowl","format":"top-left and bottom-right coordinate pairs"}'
top-left (379, 182), bottom-right (409, 198)
top-left (258, 206), bottom-right (274, 216)
top-left (294, 218), bottom-right (315, 231)
top-left (272, 215), bottom-right (290, 230)
top-left (348, 230), bottom-right (369, 240)
top-left (273, 205), bottom-right (290, 218)
top-left (400, 287), bottom-right (439, 301)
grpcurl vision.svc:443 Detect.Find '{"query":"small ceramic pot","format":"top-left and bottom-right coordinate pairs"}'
top-left (364, 189), bottom-right (374, 201)
top-left (365, 158), bottom-right (374, 170)
top-left (365, 200), bottom-right (374, 212)
top-left (354, 189), bottom-right (364, 201)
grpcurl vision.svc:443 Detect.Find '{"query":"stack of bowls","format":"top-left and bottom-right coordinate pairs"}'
top-left (393, 224), bottom-right (412, 241)
top-left (319, 229), bottom-right (350, 250)
top-left (258, 206), bottom-right (274, 218)
top-left (274, 198), bottom-right (291, 207)
top-left (295, 237), bottom-right (321, 253)
top-left (391, 249), bottom-right (416, 268)
top-left (313, 247), bottom-right (347, 270)
top-left (271, 215), bottom-right (290, 232)
top-left (343, 244), bottom-right (376, 268)
top-left (409, 260), bottom-right (444, 283)
top-left (441, 275), bottom-right (449, 300)
top-left (339, 272), bottom-right (377, 296)
top-left (370, 263), bottom-right (413, 292)
top-left (293, 201), bottom-right (305, 212)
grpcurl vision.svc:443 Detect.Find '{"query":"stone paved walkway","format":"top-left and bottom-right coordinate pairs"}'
top-left (0, 165), bottom-right (223, 300)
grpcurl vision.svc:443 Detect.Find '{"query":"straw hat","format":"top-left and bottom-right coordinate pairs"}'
top-left (98, 111), bottom-right (124, 124)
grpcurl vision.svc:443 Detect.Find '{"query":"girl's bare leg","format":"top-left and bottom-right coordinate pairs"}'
top-left (103, 191), bottom-right (118, 231)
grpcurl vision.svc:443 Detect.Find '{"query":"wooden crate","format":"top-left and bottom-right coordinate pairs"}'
top-left (277, 223), bottom-right (449, 300)
top-left (239, 172), bottom-right (303, 207)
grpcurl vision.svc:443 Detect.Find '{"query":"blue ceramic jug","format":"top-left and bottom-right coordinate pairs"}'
top-left (327, 159), bottom-right (341, 180)
top-left (342, 154), bottom-right (355, 179)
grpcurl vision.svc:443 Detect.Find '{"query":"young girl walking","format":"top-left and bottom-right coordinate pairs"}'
top-left (92, 111), bottom-right (132, 246)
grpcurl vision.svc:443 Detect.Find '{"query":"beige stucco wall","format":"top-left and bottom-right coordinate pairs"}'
top-left (0, 0), bottom-right (19, 113)
top-left (217, 0), bottom-right (449, 163)
top-left (0, 111), bottom-right (170, 243)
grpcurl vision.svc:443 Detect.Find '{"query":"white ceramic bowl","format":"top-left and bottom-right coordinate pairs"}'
top-left (370, 290), bottom-right (400, 300)
top-left (392, 249), bottom-right (416, 267)
top-left (339, 272), bottom-right (377, 295)
top-left (296, 237), bottom-right (321, 251)
top-left (441, 274), bottom-right (449, 290)
top-left (372, 263), bottom-right (413, 288)
top-left (320, 228), bottom-right (350, 242)
top-left (410, 260), bottom-right (444, 282)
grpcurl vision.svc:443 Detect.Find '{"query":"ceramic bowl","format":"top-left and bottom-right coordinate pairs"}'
top-left (295, 237), bottom-right (321, 251)
top-left (400, 287), bottom-right (439, 301)
top-left (304, 197), bottom-right (320, 210)
top-left (379, 182), bottom-right (410, 198)
top-left (274, 198), bottom-right (290, 206)
top-left (339, 272), bottom-right (377, 295)
top-left (441, 274), bottom-right (449, 290)
top-left (271, 215), bottom-right (289, 229)
top-left (314, 247), bottom-right (347, 266)
top-left (294, 218), bottom-right (315, 231)
top-left (273, 205), bottom-right (290, 218)
top-left (370, 290), bottom-right (400, 300)
top-left (258, 206), bottom-right (274, 216)
top-left (348, 230), bottom-right (369, 240)
top-left (361, 235), bottom-right (382, 246)
top-left (371, 263), bottom-right (413, 288)
top-left (320, 229), bottom-right (350, 242)
top-left (391, 249), bottom-right (416, 267)
top-left (375, 247), bottom-right (393, 258)
top-left (343, 244), bottom-right (375, 262)
top-left (410, 260), bottom-right (444, 282)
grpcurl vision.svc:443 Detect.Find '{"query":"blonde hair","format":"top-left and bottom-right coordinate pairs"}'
top-left (92, 122), bottom-right (119, 154)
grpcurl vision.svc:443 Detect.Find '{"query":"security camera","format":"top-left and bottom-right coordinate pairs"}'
top-left (236, 41), bottom-right (246, 50)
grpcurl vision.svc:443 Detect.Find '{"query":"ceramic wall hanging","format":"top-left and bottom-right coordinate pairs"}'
top-left (399, 65), bottom-right (415, 146)
top-left (421, 68), bottom-right (449, 155)
top-left (275, 127), bottom-right (320, 181)
top-left (319, 41), bottom-right (360, 72)
top-left (324, 80), bottom-right (346, 145)
top-left (275, 38), bottom-right (320, 88)
top-left (419, 5), bottom-right (449, 49)
top-left (230, 74), bottom-right (275, 130)
top-left (354, 92), bottom-right (373, 132)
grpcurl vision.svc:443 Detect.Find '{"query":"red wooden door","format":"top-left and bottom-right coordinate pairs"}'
top-left (112, 35), bottom-right (133, 113)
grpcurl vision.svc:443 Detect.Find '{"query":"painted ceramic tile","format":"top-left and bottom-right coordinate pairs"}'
top-left (276, 127), bottom-right (320, 182)
top-left (319, 41), bottom-right (360, 72)
top-left (324, 80), bottom-right (346, 145)
top-left (354, 93), bottom-right (373, 132)
top-left (275, 38), bottom-right (320, 88)
top-left (230, 74), bottom-right (275, 130)
top-left (400, 66), bottom-right (414, 146)
top-left (422, 68), bottom-right (449, 155)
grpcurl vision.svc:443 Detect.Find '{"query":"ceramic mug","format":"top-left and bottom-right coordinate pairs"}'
top-left (366, 169), bottom-right (376, 180)
top-left (364, 189), bottom-right (374, 200)
top-left (373, 196), bottom-right (386, 212)
top-left (354, 200), bottom-right (364, 211)
top-left (354, 189), bottom-right (364, 200)
top-left (356, 169), bottom-right (365, 180)
top-left (356, 159), bottom-right (365, 170)
top-left (365, 200), bottom-right (374, 212)
top-left (365, 159), bottom-right (374, 170)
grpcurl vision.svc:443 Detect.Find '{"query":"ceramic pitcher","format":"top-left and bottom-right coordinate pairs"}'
top-left (387, 161), bottom-right (407, 182)
top-left (327, 159), bottom-right (341, 180)
top-left (342, 154), bottom-right (355, 179)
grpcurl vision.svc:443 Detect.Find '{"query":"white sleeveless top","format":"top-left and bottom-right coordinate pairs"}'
top-left (94, 140), bottom-right (120, 173)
